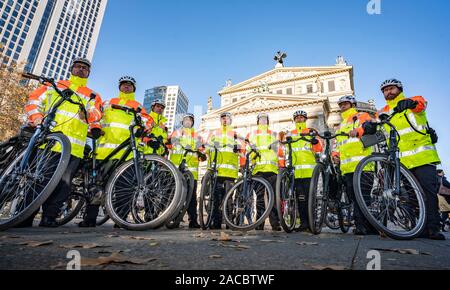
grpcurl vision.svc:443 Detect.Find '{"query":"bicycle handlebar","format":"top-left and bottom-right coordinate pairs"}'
top-left (179, 144), bottom-right (205, 156)
top-left (111, 104), bottom-right (142, 115)
top-left (315, 131), bottom-right (349, 140)
top-left (22, 72), bottom-right (89, 123)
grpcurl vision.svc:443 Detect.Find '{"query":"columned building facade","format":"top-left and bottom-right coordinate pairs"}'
top-left (200, 56), bottom-right (375, 137)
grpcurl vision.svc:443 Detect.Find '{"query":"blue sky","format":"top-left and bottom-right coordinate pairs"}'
top-left (88, 0), bottom-right (450, 171)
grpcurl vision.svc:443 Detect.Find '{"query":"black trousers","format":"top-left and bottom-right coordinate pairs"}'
top-left (212, 177), bottom-right (234, 227)
top-left (410, 164), bottom-right (441, 232)
top-left (295, 178), bottom-right (311, 227)
top-left (255, 172), bottom-right (280, 227)
top-left (344, 172), bottom-right (378, 232)
top-left (187, 182), bottom-right (198, 223)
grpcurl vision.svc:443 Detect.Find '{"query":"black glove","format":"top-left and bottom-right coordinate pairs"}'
top-left (147, 139), bottom-right (160, 150)
top-left (286, 136), bottom-right (293, 143)
top-left (134, 127), bottom-right (144, 138)
top-left (90, 128), bottom-right (103, 140)
top-left (362, 121), bottom-right (378, 135)
top-left (311, 138), bottom-right (319, 145)
top-left (198, 152), bottom-right (207, 162)
top-left (61, 89), bottom-right (74, 99)
top-left (394, 99), bottom-right (418, 113)
top-left (233, 145), bottom-right (240, 154)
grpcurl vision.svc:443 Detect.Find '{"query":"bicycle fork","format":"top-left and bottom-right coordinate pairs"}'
top-left (130, 125), bottom-right (146, 209)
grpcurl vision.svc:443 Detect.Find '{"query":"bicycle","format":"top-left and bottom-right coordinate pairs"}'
top-left (166, 145), bottom-right (205, 229)
top-left (353, 111), bottom-right (426, 240)
top-left (308, 131), bottom-right (353, 235)
top-left (103, 104), bottom-right (185, 231)
top-left (199, 143), bottom-right (220, 230)
top-left (199, 139), bottom-right (242, 230)
top-left (222, 141), bottom-right (275, 231)
top-left (275, 134), bottom-right (312, 233)
top-left (0, 73), bottom-right (88, 231)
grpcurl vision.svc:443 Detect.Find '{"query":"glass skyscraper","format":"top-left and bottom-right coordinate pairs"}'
top-left (0, 0), bottom-right (108, 80)
top-left (143, 85), bottom-right (189, 134)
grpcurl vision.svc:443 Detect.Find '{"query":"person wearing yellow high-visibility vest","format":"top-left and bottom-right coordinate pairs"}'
top-left (168, 113), bottom-right (206, 228)
top-left (363, 79), bottom-right (444, 240)
top-left (285, 110), bottom-right (323, 232)
top-left (334, 96), bottom-right (378, 236)
top-left (144, 99), bottom-right (168, 156)
top-left (206, 112), bottom-right (245, 230)
top-left (20, 58), bottom-right (103, 228)
top-left (79, 76), bottom-right (153, 227)
top-left (245, 113), bottom-right (282, 231)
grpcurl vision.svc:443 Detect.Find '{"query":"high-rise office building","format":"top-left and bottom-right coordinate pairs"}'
top-left (143, 85), bottom-right (189, 134)
top-left (0, 0), bottom-right (107, 80)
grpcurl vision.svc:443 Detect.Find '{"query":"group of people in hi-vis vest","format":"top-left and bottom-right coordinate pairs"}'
top-left (20, 57), bottom-right (445, 240)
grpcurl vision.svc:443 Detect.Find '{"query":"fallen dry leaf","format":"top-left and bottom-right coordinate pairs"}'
top-left (211, 232), bottom-right (233, 242)
top-left (148, 242), bottom-right (159, 247)
top-left (59, 243), bottom-right (111, 249)
top-left (304, 263), bottom-right (347, 270)
top-left (218, 242), bottom-right (250, 250)
top-left (50, 262), bottom-right (67, 270)
top-left (81, 252), bottom-right (157, 267)
top-left (193, 233), bottom-right (207, 238)
top-left (124, 236), bottom-right (155, 241)
top-left (372, 248), bottom-right (431, 256)
top-left (0, 235), bottom-right (23, 239)
top-left (106, 234), bottom-right (120, 238)
top-left (18, 240), bottom-right (53, 247)
top-left (230, 232), bottom-right (245, 236)
top-left (209, 255), bottom-right (223, 259)
top-left (296, 242), bottom-right (319, 246)
top-left (60, 231), bottom-right (84, 235)
top-left (260, 239), bottom-right (285, 243)
top-left (97, 250), bottom-right (124, 254)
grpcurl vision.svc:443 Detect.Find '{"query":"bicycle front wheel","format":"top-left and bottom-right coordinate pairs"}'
top-left (308, 163), bottom-right (328, 235)
top-left (223, 177), bottom-right (274, 231)
top-left (199, 170), bottom-right (215, 230)
top-left (0, 133), bottom-right (71, 231)
top-left (105, 155), bottom-right (184, 231)
top-left (275, 168), bottom-right (297, 233)
top-left (353, 154), bottom-right (426, 240)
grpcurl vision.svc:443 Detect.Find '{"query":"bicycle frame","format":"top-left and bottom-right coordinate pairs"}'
top-left (281, 135), bottom-right (313, 201)
top-left (377, 113), bottom-right (402, 196)
top-left (177, 145), bottom-right (204, 174)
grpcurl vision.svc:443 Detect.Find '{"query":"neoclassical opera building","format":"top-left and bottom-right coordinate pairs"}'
top-left (199, 54), bottom-right (376, 138)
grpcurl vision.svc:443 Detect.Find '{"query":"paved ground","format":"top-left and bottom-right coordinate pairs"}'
top-left (1, 221), bottom-right (449, 270)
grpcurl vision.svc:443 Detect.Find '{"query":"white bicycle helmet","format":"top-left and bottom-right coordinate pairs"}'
top-left (119, 76), bottom-right (137, 91)
top-left (380, 79), bottom-right (403, 92)
top-left (257, 113), bottom-right (270, 124)
top-left (220, 112), bottom-right (232, 119)
top-left (182, 113), bottom-right (195, 126)
top-left (71, 57), bottom-right (91, 69)
top-left (338, 95), bottom-right (357, 105)
top-left (293, 110), bottom-right (308, 120)
top-left (151, 99), bottom-right (166, 109)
